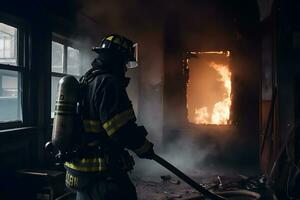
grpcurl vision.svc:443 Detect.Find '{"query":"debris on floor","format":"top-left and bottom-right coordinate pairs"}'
top-left (133, 171), bottom-right (278, 200)
top-left (161, 175), bottom-right (181, 185)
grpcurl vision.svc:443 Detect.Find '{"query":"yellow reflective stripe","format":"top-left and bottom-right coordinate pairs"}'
top-left (106, 36), bottom-right (114, 41)
top-left (65, 157), bottom-right (107, 172)
top-left (134, 139), bottom-right (152, 155)
top-left (83, 120), bottom-right (103, 133)
top-left (103, 109), bottom-right (136, 136)
top-left (65, 164), bottom-right (103, 172)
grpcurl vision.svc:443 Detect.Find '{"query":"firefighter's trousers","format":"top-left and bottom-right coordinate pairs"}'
top-left (76, 173), bottom-right (137, 200)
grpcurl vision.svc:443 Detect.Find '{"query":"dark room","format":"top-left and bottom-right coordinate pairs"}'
top-left (0, 0), bottom-right (299, 199)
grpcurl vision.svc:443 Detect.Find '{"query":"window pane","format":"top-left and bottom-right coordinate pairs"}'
top-left (51, 76), bottom-right (61, 118)
top-left (0, 23), bottom-right (17, 65)
top-left (0, 69), bottom-right (22, 122)
top-left (4, 39), bottom-right (11, 58)
top-left (67, 47), bottom-right (80, 76)
top-left (52, 42), bottom-right (64, 73)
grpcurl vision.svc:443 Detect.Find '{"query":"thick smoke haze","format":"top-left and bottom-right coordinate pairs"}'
top-left (133, 134), bottom-right (221, 177)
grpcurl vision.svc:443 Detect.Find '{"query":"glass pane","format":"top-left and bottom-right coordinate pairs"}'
top-left (0, 69), bottom-right (22, 122)
top-left (67, 47), bottom-right (80, 76)
top-left (51, 76), bottom-right (61, 118)
top-left (52, 41), bottom-right (64, 73)
top-left (0, 23), bottom-right (18, 65)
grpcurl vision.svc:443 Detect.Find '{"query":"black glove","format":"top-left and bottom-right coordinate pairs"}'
top-left (134, 140), bottom-right (155, 160)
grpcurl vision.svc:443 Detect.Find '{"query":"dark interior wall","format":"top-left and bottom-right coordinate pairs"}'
top-left (162, 1), bottom-right (237, 130)
top-left (258, 0), bottom-right (274, 21)
top-left (259, 0), bottom-right (277, 174)
top-left (268, 0), bottom-right (300, 193)
top-left (162, 0), bottom-right (261, 167)
top-left (276, 0), bottom-right (300, 151)
top-left (258, 0), bottom-right (300, 195)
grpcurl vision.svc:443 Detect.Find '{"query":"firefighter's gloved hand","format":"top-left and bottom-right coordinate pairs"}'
top-left (138, 146), bottom-right (154, 159)
top-left (134, 140), bottom-right (155, 159)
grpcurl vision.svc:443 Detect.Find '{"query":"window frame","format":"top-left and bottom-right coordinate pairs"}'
top-left (52, 34), bottom-right (81, 76)
top-left (51, 34), bottom-right (81, 118)
top-left (0, 14), bottom-right (29, 129)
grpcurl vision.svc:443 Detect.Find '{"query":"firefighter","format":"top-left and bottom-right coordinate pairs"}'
top-left (64, 34), bottom-right (155, 200)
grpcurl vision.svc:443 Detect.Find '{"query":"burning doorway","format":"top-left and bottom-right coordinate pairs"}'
top-left (185, 51), bottom-right (232, 125)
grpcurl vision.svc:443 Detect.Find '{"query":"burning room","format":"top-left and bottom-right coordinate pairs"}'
top-left (0, 0), bottom-right (299, 199)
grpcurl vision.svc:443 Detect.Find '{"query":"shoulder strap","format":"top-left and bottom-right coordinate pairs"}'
top-left (79, 68), bottom-right (106, 85)
top-left (78, 68), bottom-right (109, 115)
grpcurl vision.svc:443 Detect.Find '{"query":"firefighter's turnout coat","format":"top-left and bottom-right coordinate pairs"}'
top-left (64, 54), bottom-right (151, 190)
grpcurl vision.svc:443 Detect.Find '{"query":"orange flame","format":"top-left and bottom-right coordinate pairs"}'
top-left (194, 62), bottom-right (232, 125)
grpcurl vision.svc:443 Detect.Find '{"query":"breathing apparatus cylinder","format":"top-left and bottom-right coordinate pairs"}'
top-left (45, 76), bottom-right (82, 160)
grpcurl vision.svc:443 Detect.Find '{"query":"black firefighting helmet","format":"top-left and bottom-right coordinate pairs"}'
top-left (92, 34), bottom-right (138, 68)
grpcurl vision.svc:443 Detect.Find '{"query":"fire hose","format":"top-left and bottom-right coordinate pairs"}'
top-left (152, 153), bottom-right (228, 200)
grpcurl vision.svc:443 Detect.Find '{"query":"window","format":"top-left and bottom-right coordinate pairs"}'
top-left (0, 22), bottom-right (23, 123)
top-left (51, 37), bottom-right (81, 118)
top-left (51, 41), bottom-right (64, 73)
top-left (67, 47), bottom-right (80, 75)
top-left (0, 23), bottom-right (17, 65)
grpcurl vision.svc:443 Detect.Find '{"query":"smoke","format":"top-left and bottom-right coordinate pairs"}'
top-left (76, 37), bottom-right (97, 73)
top-left (67, 13), bottom-right (105, 74)
top-left (133, 134), bottom-right (220, 177)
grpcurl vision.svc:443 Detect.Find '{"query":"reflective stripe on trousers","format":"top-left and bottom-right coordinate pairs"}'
top-left (65, 157), bottom-right (108, 172)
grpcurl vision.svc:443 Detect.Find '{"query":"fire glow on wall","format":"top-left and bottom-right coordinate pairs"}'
top-left (186, 51), bottom-right (232, 125)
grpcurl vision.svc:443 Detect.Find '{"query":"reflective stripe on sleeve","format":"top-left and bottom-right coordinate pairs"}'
top-left (134, 139), bottom-right (152, 155)
top-left (102, 109), bottom-right (136, 136)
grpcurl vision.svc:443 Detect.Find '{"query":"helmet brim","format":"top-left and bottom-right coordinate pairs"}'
top-left (92, 46), bottom-right (104, 53)
top-left (92, 47), bottom-right (136, 62)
